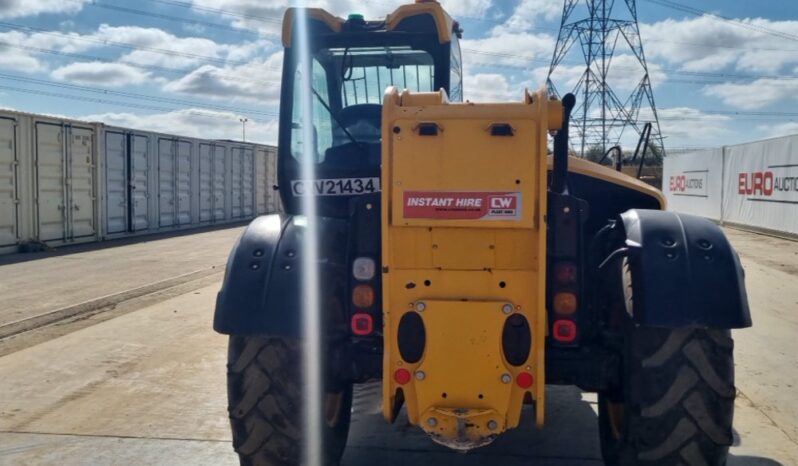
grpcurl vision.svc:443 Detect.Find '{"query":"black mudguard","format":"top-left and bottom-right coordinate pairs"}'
top-left (618, 209), bottom-right (752, 329)
top-left (213, 214), bottom-right (348, 336)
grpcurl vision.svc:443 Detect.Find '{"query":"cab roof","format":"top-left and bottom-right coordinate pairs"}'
top-left (282, 0), bottom-right (454, 48)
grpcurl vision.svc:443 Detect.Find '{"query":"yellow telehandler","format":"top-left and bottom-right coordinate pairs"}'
top-left (214, 2), bottom-right (751, 464)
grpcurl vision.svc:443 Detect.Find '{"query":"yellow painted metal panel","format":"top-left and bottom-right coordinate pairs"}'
top-left (381, 87), bottom-right (559, 443)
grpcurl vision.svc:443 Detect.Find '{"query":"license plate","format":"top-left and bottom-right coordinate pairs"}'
top-left (291, 177), bottom-right (381, 196)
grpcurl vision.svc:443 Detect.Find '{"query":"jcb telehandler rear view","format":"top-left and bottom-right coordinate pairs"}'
top-left (214, 2), bottom-right (751, 465)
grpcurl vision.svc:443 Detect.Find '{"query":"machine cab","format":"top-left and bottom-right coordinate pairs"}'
top-left (278, 1), bottom-right (463, 218)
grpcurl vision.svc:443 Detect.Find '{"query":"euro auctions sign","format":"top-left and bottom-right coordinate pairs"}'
top-left (669, 171), bottom-right (708, 198)
top-left (723, 135), bottom-right (798, 236)
top-left (737, 169), bottom-right (798, 203)
top-left (403, 191), bottom-right (521, 220)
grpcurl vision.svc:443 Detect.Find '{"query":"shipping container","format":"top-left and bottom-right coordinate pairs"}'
top-left (255, 145), bottom-right (279, 215)
top-left (157, 136), bottom-right (194, 229)
top-left (0, 116), bottom-right (19, 253)
top-left (0, 108), bottom-right (277, 255)
top-left (229, 143), bottom-right (255, 219)
top-left (100, 127), bottom-right (155, 237)
top-left (33, 118), bottom-right (97, 246)
top-left (198, 142), bottom-right (228, 223)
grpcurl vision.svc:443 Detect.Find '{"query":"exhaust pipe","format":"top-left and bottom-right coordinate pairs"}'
top-left (551, 93), bottom-right (576, 194)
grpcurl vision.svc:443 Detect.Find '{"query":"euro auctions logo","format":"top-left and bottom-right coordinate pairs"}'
top-left (738, 168), bottom-right (798, 204)
top-left (668, 170), bottom-right (708, 197)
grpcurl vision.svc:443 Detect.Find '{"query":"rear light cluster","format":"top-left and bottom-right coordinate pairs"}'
top-left (351, 257), bottom-right (377, 336)
top-left (552, 261), bottom-right (579, 344)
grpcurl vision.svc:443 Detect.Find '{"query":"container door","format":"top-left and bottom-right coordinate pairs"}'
top-left (130, 133), bottom-right (150, 232)
top-left (267, 148), bottom-right (280, 212)
top-left (0, 118), bottom-right (17, 246)
top-left (212, 145), bottom-right (227, 221)
top-left (255, 147), bottom-right (267, 215)
top-left (241, 148), bottom-right (255, 217)
top-left (176, 140), bottom-right (192, 225)
top-left (231, 147), bottom-right (243, 218)
top-left (35, 123), bottom-right (67, 242)
top-left (158, 138), bottom-right (176, 227)
top-left (105, 131), bottom-right (127, 235)
top-left (68, 126), bottom-right (96, 239)
top-left (199, 143), bottom-right (213, 222)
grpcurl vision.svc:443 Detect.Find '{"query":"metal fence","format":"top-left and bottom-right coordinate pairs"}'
top-left (663, 134), bottom-right (798, 237)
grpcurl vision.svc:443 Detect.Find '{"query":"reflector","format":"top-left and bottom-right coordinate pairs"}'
top-left (553, 319), bottom-right (577, 343)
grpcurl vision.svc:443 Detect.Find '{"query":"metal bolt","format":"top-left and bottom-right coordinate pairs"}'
top-left (563, 206), bottom-right (571, 213)
top-left (366, 203), bottom-right (373, 210)
top-left (502, 303), bottom-right (514, 315)
top-left (283, 264), bottom-right (292, 270)
top-left (415, 371), bottom-right (426, 381)
top-left (427, 417), bottom-right (437, 427)
top-left (250, 262), bottom-right (260, 270)
top-left (501, 373), bottom-right (512, 384)
top-left (415, 301), bottom-right (426, 312)
top-left (253, 249), bottom-right (263, 257)
top-left (487, 420), bottom-right (498, 430)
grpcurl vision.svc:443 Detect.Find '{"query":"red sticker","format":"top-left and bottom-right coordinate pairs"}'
top-left (403, 191), bottom-right (521, 220)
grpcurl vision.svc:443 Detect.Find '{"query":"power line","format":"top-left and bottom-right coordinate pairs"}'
top-left (0, 21), bottom-right (253, 67)
top-left (144, 0), bottom-right (282, 25)
top-left (0, 40), bottom-right (283, 86)
top-left (0, 72), bottom-right (277, 117)
top-left (642, 0), bottom-right (798, 43)
top-left (461, 48), bottom-right (798, 82)
top-left (77, 0), bottom-right (262, 37)
top-left (0, 83), bottom-right (273, 122)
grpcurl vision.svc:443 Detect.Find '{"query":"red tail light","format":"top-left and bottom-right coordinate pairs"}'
top-left (394, 368), bottom-right (411, 385)
top-left (553, 319), bottom-right (577, 343)
top-left (516, 372), bottom-right (534, 389)
top-left (351, 313), bottom-right (374, 336)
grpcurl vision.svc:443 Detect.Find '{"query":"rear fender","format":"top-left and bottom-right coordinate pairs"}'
top-left (618, 209), bottom-right (751, 329)
top-left (213, 214), bottom-right (348, 336)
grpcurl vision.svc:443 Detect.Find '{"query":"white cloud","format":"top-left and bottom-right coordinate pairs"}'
top-left (0, 0), bottom-right (88, 19)
top-left (462, 32), bottom-right (554, 68)
top-left (641, 16), bottom-right (798, 74)
top-left (164, 51), bottom-right (282, 105)
top-left (653, 107), bottom-right (731, 145)
top-left (189, 0), bottom-right (492, 36)
top-left (51, 62), bottom-right (151, 86)
top-left (758, 122), bottom-right (798, 140)
top-left (704, 79), bottom-right (798, 110)
top-left (81, 109), bottom-right (279, 145)
top-left (493, 0), bottom-right (561, 34)
top-left (463, 73), bottom-right (515, 102)
top-left (90, 24), bottom-right (266, 69)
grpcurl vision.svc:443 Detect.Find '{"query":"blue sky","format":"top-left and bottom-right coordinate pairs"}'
top-left (0, 0), bottom-right (797, 151)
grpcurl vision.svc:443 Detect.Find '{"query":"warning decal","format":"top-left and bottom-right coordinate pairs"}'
top-left (403, 191), bottom-right (522, 220)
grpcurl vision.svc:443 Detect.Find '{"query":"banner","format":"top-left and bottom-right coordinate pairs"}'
top-left (663, 149), bottom-right (724, 221)
top-left (723, 135), bottom-right (798, 235)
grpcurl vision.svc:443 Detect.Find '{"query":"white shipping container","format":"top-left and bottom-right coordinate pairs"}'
top-left (255, 145), bottom-right (280, 215)
top-left (33, 119), bottom-right (97, 245)
top-left (0, 116), bottom-right (18, 250)
top-left (100, 127), bottom-right (155, 238)
top-left (0, 108), bottom-right (277, 255)
top-left (230, 144), bottom-right (255, 219)
top-left (157, 137), bottom-right (194, 228)
top-left (198, 142), bottom-right (228, 223)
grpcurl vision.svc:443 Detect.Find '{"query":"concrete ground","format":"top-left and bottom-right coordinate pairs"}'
top-left (0, 226), bottom-right (796, 465)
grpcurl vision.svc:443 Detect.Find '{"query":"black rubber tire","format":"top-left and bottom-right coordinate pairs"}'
top-left (599, 259), bottom-right (736, 466)
top-left (226, 336), bottom-right (352, 466)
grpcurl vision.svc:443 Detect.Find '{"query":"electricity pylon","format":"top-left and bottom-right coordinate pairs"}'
top-left (547, 0), bottom-right (666, 159)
